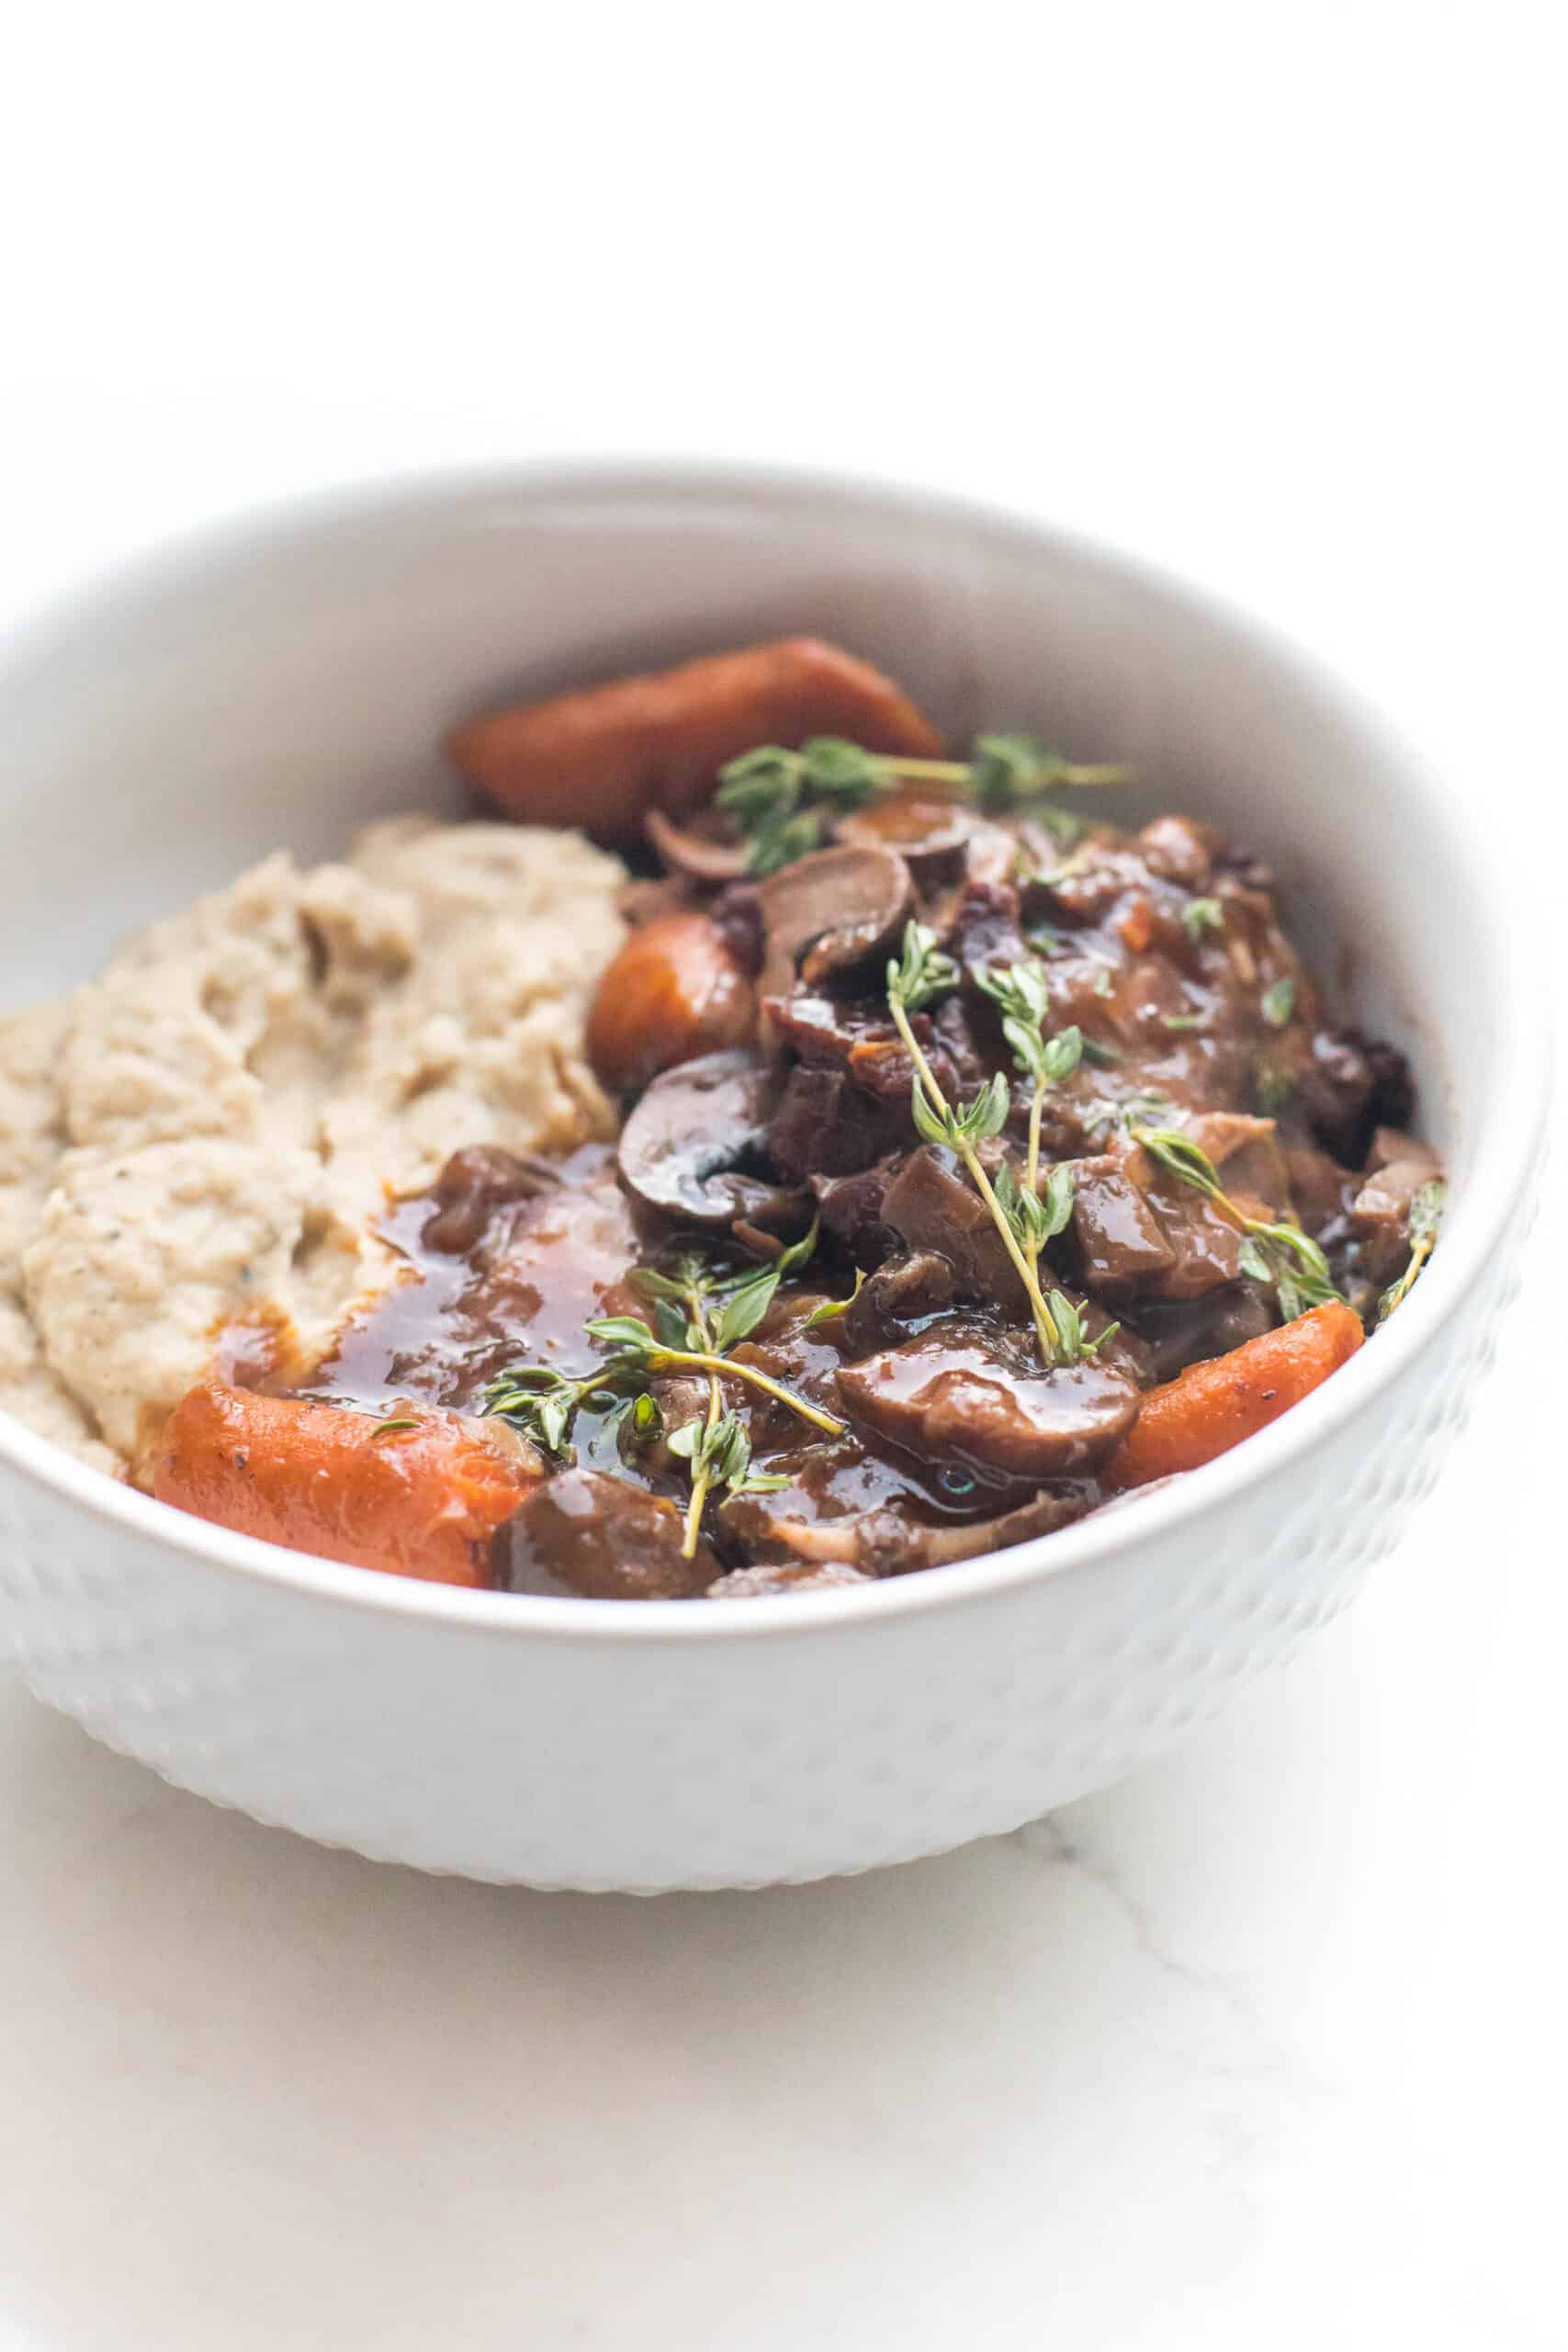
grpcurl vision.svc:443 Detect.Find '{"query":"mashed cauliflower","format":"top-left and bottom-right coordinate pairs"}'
top-left (0, 818), bottom-right (624, 1483)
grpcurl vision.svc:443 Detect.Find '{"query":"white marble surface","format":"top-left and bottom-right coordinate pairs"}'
top-left (3, 7), bottom-right (1565, 2342)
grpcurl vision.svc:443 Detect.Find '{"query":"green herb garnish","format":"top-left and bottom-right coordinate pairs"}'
top-left (1378, 1178), bottom-right (1446, 1321)
top-left (1182, 898), bottom-right (1224, 942)
top-left (717, 733), bottom-right (1134, 876)
top-left (976, 958), bottom-right (1084, 1306)
top-left (1083, 1088), bottom-right (1182, 1138)
top-left (804, 1271), bottom-right (866, 1329)
top-left (1131, 1125), bottom-right (1344, 1322)
top-left (886, 923), bottom-right (1100, 1368)
top-left (482, 1227), bottom-right (839, 1556)
top-left (667, 1412), bottom-right (790, 1550)
top-left (619, 1223), bottom-right (829, 1555)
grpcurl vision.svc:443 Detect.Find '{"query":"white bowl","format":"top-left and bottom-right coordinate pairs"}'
top-left (0, 465), bottom-right (1546, 1889)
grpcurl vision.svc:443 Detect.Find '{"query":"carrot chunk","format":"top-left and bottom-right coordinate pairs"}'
top-left (152, 1382), bottom-right (541, 1587)
top-left (1105, 1301), bottom-right (1363, 1489)
top-left (447, 636), bottom-right (942, 843)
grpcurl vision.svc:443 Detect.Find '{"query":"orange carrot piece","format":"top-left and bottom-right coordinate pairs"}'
top-left (152, 1382), bottom-right (541, 1587)
top-left (447, 636), bottom-right (942, 843)
top-left (1105, 1301), bottom-right (1363, 1489)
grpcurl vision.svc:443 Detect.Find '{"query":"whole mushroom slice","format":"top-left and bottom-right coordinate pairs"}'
top-left (755, 843), bottom-right (915, 1006)
top-left (644, 805), bottom-right (752, 884)
top-left (758, 1482), bottom-right (1091, 1575)
top-left (617, 1046), bottom-right (800, 1229)
top-left (832, 796), bottom-right (1018, 893)
top-left (835, 1315), bottom-right (1140, 1477)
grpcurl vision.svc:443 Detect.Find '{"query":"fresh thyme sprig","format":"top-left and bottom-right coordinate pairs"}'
top-left (479, 1363), bottom-right (622, 1455)
top-left (886, 923), bottom-right (1108, 1368)
top-left (623, 1230), bottom-right (818, 1554)
top-left (975, 957), bottom-right (1084, 1302)
top-left (716, 732), bottom-right (1134, 876)
top-left (581, 1319), bottom-right (845, 1427)
top-left (1083, 1089), bottom-right (1182, 1138)
top-left (479, 1227), bottom-right (840, 1539)
top-left (1378, 1178), bottom-right (1446, 1321)
top-left (1131, 1126), bottom-right (1344, 1322)
top-left (667, 1411), bottom-right (790, 1554)
top-left (626, 1223), bottom-right (819, 1356)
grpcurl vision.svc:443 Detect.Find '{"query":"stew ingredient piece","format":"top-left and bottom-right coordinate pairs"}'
top-left (152, 1383), bottom-right (543, 1586)
top-left (447, 637), bottom-right (942, 845)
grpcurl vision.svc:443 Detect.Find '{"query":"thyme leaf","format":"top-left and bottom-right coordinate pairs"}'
top-left (717, 733), bottom-right (1134, 876)
top-left (1131, 1125), bottom-right (1344, 1322)
top-left (886, 922), bottom-right (1097, 1367)
top-left (484, 1224), bottom-right (832, 1493)
top-left (1379, 1178), bottom-right (1446, 1321)
top-left (804, 1270), bottom-right (867, 1329)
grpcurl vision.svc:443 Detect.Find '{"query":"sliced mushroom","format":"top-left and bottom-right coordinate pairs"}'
top-left (835, 1315), bottom-right (1140, 1477)
top-left (760, 1482), bottom-right (1089, 1574)
top-left (832, 796), bottom-right (1017, 893)
top-left (755, 843), bottom-right (914, 1005)
top-left (644, 805), bottom-right (752, 884)
top-left (616, 1047), bottom-right (798, 1228)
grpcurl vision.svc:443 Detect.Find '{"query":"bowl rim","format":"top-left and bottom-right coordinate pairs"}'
top-left (0, 456), bottom-right (1551, 1643)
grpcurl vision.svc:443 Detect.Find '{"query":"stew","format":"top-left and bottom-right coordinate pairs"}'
top-left (152, 638), bottom-right (1445, 1597)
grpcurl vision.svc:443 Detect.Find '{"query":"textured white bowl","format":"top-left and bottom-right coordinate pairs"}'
top-left (0, 465), bottom-right (1546, 1889)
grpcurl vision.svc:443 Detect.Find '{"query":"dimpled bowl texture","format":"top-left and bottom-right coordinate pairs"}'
top-left (0, 467), bottom-right (1545, 1890)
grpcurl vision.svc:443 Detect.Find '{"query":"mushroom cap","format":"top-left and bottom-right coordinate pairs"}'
top-left (616, 1047), bottom-right (797, 1228)
top-left (755, 843), bottom-right (914, 1005)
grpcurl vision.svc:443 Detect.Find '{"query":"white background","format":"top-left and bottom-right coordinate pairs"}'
top-left (2, 6), bottom-right (1564, 2346)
